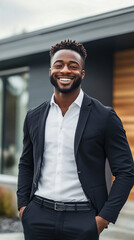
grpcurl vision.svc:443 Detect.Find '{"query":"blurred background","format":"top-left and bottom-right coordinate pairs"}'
top-left (0, 0), bottom-right (134, 239)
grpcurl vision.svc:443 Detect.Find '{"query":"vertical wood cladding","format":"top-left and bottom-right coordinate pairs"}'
top-left (113, 49), bottom-right (134, 200)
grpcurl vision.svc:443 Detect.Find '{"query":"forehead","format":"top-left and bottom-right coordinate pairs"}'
top-left (51, 49), bottom-right (83, 65)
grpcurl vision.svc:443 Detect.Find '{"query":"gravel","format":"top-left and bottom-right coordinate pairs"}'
top-left (0, 217), bottom-right (23, 233)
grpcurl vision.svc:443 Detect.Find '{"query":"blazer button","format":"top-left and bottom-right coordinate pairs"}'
top-left (77, 171), bottom-right (81, 174)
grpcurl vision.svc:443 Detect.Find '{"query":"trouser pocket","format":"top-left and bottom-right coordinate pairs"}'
top-left (21, 201), bottom-right (32, 222)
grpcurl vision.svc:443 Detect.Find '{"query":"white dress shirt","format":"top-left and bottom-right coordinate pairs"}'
top-left (35, 89), bottom-right (88, 202)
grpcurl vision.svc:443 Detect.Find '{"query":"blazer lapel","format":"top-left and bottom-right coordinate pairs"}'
top-left (38, 101), bottom-right (50, 161)
top-left (74, 93), bottom-right (92, 159)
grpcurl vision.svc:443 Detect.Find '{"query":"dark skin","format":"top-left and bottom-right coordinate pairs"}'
top-left (49, 49), bottom-right (85, 115)
top-left (20, 49), bottom-right (109, 234)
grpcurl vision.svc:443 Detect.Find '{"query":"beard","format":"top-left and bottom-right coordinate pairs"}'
top-left (50, 75), bottom-right (82, 94)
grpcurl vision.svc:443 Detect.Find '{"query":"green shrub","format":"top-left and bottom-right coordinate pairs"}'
top-left (0, 185), bottom-right (17, 217)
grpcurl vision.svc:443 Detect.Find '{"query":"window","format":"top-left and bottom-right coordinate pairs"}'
top-left (0, 78), bottom-right (3, 173)
top-left (0, 68), bottom-right (29, 176)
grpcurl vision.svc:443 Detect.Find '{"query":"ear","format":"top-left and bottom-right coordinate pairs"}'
top-left (49, 68), bottom-right (51, 76)
top-left (81, 70), bottom-right (85, 79)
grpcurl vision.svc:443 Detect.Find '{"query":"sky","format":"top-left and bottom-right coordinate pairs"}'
top-left (0, 0), bottom-right (134, 40)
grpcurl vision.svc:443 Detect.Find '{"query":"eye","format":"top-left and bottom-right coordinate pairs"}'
top-left (69, 65), bottom-right (78, 70)
top-left (54, 64), bottom-right (62, 69)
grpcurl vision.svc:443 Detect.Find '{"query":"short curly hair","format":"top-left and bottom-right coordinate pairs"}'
top-left (50, 40), bottom-right (87, 65)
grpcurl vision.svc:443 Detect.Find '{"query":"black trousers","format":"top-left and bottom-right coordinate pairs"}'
top-left (22, 200), bottom-right (99, 240)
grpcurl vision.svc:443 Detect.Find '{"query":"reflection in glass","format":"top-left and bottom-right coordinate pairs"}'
top-left (3, 73), bottom-right (29, 176)
top-left (0, 78), bottom-right (3, 172)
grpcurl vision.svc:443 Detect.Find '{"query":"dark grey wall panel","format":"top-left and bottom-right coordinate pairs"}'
top-left (29, 61), bottom-right (53, 108)
top-left (82, 47), bottom-right (113, 106)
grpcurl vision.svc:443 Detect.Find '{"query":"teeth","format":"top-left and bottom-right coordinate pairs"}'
top-left (59, 78), bottom-right (71, 81)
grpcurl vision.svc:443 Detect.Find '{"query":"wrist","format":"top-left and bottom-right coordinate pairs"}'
top-left (97, 216), bottom-right (109, 227)
top-left (95, 216), bottom-right (109, 235)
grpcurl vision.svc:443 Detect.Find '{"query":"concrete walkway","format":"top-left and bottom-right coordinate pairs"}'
top-left (0, 233), bottom-right (24, 240)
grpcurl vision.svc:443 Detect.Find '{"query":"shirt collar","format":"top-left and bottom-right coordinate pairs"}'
top-left (50, 94), bottom-right (55, 106)
top-left (73, 89), bottom-right (84, 107)
top-left (50, 89), bottom-right (84, 108)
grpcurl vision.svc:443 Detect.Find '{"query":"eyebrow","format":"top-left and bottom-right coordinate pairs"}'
top-left (53, 60), bottom-right (80, 65)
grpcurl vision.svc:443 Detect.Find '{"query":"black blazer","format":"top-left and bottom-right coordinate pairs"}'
top-left (17, 93), bottom-right (134, 223)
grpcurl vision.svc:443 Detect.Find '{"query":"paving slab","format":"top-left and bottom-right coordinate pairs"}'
top-left (0, 233), bottom-right (24, 240)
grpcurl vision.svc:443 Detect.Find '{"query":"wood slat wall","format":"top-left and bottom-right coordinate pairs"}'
top-left (113, 49), bottom-right (134, 201)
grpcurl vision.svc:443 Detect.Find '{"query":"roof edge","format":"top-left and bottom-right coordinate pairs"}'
top-left (0, 6), bottom-right (134, 44)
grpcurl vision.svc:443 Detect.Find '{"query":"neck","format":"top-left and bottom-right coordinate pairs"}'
top-left (54, 87), bottom-right (81, 109)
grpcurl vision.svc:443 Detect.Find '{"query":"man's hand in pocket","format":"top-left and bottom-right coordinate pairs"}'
top-left (19, 206), bottom-right (27, 220)
top-left (95, 216), bottom-right (109, 235)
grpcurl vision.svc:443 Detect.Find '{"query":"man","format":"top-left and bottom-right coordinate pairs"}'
top-left (17, 40), bottom-right (134, 240)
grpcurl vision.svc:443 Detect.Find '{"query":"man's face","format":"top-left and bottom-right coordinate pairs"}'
top-left (49, 49), bottom-right (85, 94)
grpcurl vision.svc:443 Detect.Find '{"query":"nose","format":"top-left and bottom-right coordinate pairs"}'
top-left (60, 64), bottom-right (71, 73)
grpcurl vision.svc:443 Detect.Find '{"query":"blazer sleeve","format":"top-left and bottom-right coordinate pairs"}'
top-left (98, 108), bottom-right (134, 223)
top-left (17, 111), bottom-right (34, 210)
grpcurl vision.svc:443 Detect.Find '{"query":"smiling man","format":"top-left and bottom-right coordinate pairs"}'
top-left (17, 40), bottom-right (134, 240)
top-left (50, 48), bottom-right (85, 94)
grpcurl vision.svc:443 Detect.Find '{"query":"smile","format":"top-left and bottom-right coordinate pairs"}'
top-left (59, 78), bottom-right (72, 82)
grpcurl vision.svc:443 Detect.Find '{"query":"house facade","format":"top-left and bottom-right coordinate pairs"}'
top-left (0, 6), bottom-right (134, 198)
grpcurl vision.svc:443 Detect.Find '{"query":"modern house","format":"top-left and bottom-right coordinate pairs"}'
top-left (0, 6), bottom-right (134, 200)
